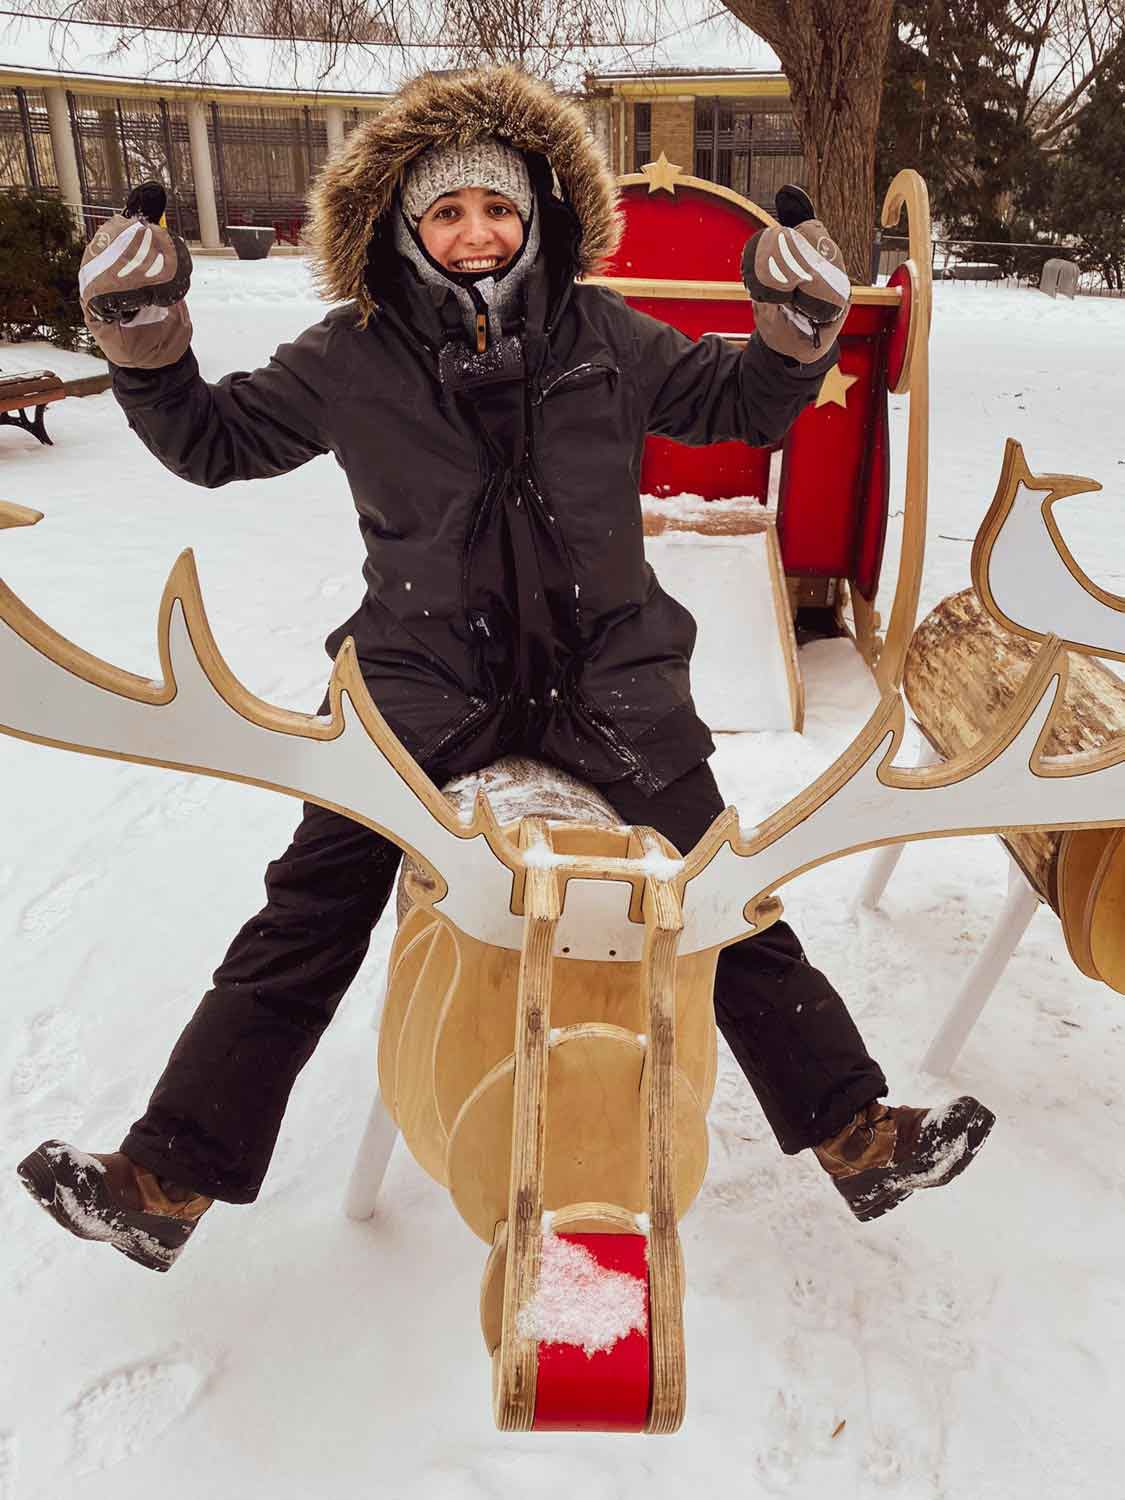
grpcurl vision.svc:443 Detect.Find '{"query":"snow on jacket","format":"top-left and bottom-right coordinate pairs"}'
top-left (111, 67), bottom-right (836, 793)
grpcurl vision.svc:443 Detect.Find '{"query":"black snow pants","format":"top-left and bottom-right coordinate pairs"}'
top-left (122, 760), bottom-right (887, 1203)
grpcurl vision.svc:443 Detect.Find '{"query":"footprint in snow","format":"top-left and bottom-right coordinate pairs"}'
top-left (861, 1442), bottom-right (904, 1486)
top-left (18, 868), bottom-right (102, 941)
top-left (754, 1385), bottom-right (803, 1493)
top-left (9, 1009), bottom-right (82, 1100)
top-left (130, 778), bottom-right (214, 835)
top-left (67, 1357), bottom-right (208, 1476)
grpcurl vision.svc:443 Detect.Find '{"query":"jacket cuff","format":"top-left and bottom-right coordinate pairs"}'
top-left (110, 347), bottom-right (199, 409)
top-left (751, 329), bottom-right (839, 383)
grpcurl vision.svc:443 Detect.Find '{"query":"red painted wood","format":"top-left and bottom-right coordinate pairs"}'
top-left (641, 435), bottom-right (772, 502)
top-left (854, 394), bottom-right (890, 600)
top-left (884, 264), bottom-right (914, 392)
top-left (606, 183), bottom-right (769, 282)
top-left (608, 174), bottom-right (903, 600)
top-left (777, 337), bottom-right (882, 576)
top-left (531, 1233), bottom-right (651, 1433)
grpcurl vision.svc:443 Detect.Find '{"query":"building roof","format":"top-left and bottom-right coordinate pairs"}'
top-left (0, 5), bottom-right (779, 104)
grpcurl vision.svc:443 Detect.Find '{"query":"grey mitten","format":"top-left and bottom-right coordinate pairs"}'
top-left (79, 182), bottom-right (193, 369)
top-left (742, 185), bottom-right (851, 363)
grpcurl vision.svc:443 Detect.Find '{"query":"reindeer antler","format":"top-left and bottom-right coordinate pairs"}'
top-left (4, 482), bottom-right (1125, 963)
top-left (676, 637), bottom-right (1125, 950)
top-left (972, 438), bottom-right (1123, 661)
top-left (0, 505), bottom-right (529, 942)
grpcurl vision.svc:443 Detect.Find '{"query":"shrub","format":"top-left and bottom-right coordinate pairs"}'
top-left (0, 189), bottom-right (98, 352)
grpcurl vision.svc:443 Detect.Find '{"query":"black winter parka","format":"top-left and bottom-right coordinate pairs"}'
top-left (111, 70), bottom-right (835, 793)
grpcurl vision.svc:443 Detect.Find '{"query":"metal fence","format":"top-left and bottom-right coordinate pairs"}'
top-left (0, 87), bottom-right (58, 192)
top-left (692, 99), bottom-right (804, 208)
top-left (0, 89), bottom-right (369, 244)
top-left (877, 233), bottom-right (1124, 297)
top-left (66, 92), bottom-right (199, 240)
top-left (207, 101), bottom-right (326, 234)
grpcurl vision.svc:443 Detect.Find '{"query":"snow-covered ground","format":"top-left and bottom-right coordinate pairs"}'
top-left (1, 264), bottom-right (1123, 1499)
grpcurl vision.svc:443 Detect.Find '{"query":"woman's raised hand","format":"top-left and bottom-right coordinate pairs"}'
top-left (742, 186), bottom-right (851, 364)
top-left (79, 182), bottom-right (194, 369)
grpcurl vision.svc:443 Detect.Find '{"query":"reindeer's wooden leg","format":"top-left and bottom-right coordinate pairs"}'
top-left (344, 1086), bottom-right (399, 1221)
top-left (493, 818), bottom-right (560, 1432)
top-left (921, 855), bottom-right (1041, 1076)
top-left (639, 834), bottom-right (687, 1435)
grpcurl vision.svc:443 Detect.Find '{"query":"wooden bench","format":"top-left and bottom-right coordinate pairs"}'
top-left (0, 370), bottom-right (65, 446)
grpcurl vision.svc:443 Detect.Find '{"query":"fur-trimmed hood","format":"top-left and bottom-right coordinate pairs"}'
top-left (304, 67), bottom-right (622, 315)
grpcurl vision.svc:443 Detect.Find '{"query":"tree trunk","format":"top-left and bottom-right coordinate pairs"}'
top-left (722, 0), bottom-right (896, 282)
top-left (904, 588), bottom-right (1125, 992)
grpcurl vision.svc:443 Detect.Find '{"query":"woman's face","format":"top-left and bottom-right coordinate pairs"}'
top-left (417, 187), bottom-right (525, 275)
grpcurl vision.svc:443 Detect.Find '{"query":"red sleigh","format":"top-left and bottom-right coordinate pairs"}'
top-left (589, 158), bottom-right (932, 711)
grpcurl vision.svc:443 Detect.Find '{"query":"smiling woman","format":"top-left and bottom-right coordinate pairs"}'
top-left (418, 187), bottom-right (526, 275)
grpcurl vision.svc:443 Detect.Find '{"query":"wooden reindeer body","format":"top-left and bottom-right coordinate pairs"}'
top-left (3, 428), bottom-right (1125, 1430)
top-left (377, 763), bottom-right (719, 1429)
top-left (8, 171), bottom-right (1125, 1433)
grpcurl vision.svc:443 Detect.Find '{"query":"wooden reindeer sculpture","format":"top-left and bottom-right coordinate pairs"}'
top-left (2, 450), bottom-right (1123, 1432)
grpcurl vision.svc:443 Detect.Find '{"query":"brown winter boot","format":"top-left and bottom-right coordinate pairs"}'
top-left (17, 1140), bottom-right (211, 1272)
top-left (813, 1097), bottom-right (995, 1222)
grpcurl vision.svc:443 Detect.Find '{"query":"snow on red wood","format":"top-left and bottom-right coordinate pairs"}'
top-left (527, 1232), bottom-right (651, 1433)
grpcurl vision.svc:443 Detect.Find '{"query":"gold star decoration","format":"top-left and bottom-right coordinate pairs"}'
top-left (815, 365), bottom-right (858, 410)
top-left (640, 153), bottom-right (684, 195)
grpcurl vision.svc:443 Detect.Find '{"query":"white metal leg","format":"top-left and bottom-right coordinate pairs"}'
top-left (856, 735), bottom-right (942, 911)
top-left (857, 843), bottom-right (907, 910)
top-left (344, 1087), bottom-right (399, 1221)
top-left (920, 856), bottom-right (1041, 1076)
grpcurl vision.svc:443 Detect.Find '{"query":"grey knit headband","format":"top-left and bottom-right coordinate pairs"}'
top-left (401, 137), bottom-right (533, 223)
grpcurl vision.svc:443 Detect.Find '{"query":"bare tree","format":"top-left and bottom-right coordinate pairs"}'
top-left (72, 0), bottom-right (396, 41)
top-left (714, 1), bottom-right (895, 281)
top-left (1016, 0), bottom-right (1125, 146)
top-left (437, 0), bottom-right (633, 76)
top-left (64, 0), bottom-right (640, 83)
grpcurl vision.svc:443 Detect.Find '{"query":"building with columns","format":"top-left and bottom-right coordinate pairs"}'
top-left (586, 70), bottom-right (803, 206)
top-left (0, 12), bottom-right (800, 247)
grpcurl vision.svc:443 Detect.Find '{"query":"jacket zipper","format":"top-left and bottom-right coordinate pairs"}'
top-left (421, 692), bottom-right (494, 764)
top-left (572, 689), bottom-right (656, 790)
top-left (535, 361), bottom-right (619, 405)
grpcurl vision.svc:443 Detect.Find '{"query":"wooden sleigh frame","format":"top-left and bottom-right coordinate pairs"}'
top-left (591, 162), bottom-right (934, 696)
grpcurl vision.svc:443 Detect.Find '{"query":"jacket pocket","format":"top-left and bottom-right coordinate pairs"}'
top-left (535, 361), bottom-right (620, 405)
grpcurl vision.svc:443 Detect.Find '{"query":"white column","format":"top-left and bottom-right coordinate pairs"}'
top-left (325, 104), bottom-right (345, 159)
top-left (44, 86), bottom-right (83, 232)
top-left (186, 100), bottom-right (221, 249)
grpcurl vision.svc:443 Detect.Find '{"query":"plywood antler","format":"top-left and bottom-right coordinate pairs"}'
top-left (0, 503), bottom-right (522, 938)
top-left (4, 491), bottom-right (1125, 964)
top-left (676, 640), bottom-right (1125, 952)
top-left (972, 438), bottom-right (1124, 661)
